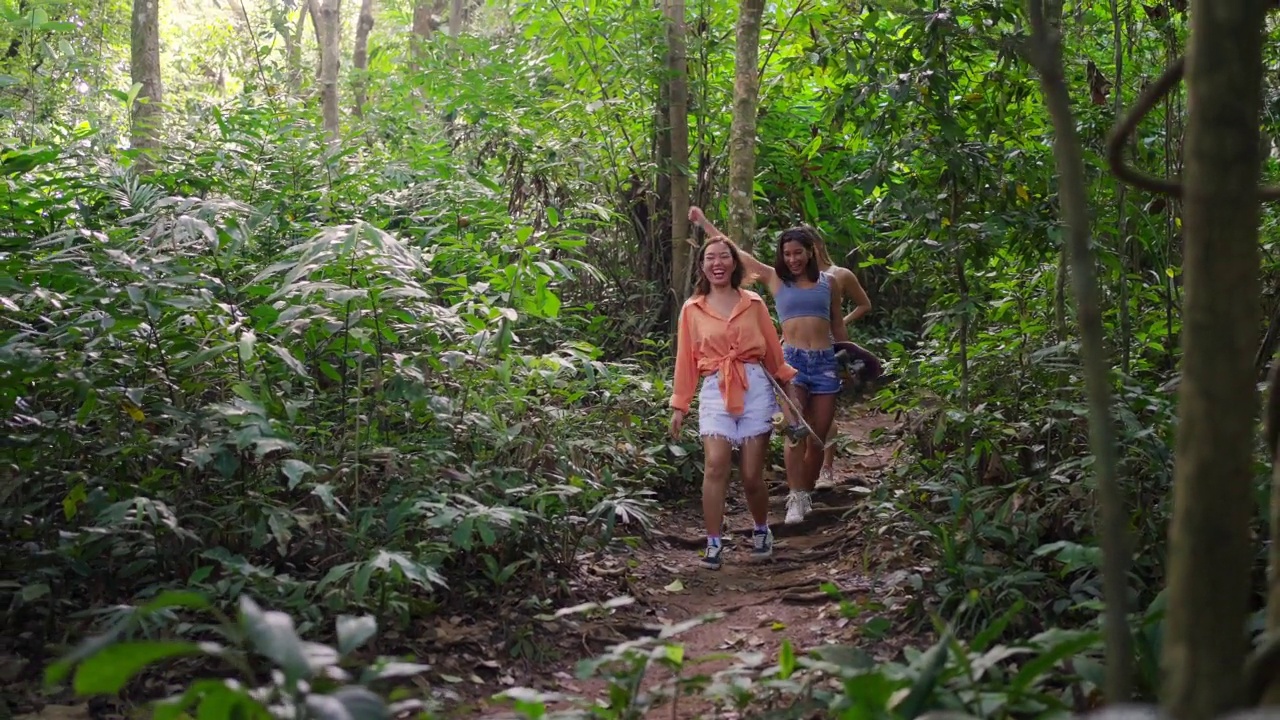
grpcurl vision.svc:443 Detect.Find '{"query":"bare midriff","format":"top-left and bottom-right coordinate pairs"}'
top-left (780, 315), bottom-right (834, 349)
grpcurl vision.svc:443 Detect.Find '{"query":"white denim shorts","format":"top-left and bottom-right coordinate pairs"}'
top-left (698, 363), bottom-right (780, 447)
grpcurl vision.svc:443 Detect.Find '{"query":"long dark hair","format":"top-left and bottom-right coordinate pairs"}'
top-left (694, 237), bottom-right (745, 295)
top-left (773, 226), bottom-right (821, 283)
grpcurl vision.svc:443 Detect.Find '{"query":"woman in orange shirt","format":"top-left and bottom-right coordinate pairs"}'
top-left (669, 236), bottom-right (798, 570)
top-left (687, 208), bottom-right (848, 526)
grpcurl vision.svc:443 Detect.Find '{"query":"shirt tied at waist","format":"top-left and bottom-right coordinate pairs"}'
top-left (696, 343), bottom-right (757, 416)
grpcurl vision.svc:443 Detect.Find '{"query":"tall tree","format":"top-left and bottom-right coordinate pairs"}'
top-left (449, 0), bottom-right (463, 36)
top-left (1026, 0), bottom-right (1131, 704)
top-left (307, 0), bottom-right (323, 80)
top-left (1111, 0), bottom-right (1130, 373)
top-left (352, 0), bottom-right (375, 117)
top-left (665, 0), bottom-right (692, 300)
top-left (129, 0), bottom-right (162, 157)
top-left (319, 0), bottom-right (342, 142)
top-left (726, 0), bottom-right (764, 251)
top-left (1159, 1), bottom-right (1268, 718)
top-left (411, 0), bottom-right (445, 60)
top-left (285, 1), bottom-right (313, 92)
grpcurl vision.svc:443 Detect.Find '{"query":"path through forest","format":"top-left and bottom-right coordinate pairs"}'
top-left (461, 405), bottom-right (932, 719)
top-left (5, 406), bottom-right (930, 720)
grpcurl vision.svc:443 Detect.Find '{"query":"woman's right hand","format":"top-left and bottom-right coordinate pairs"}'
top-left (669, 410), bottom-right (685, 439)
top-left (688, 206), bottom-right (706, 227)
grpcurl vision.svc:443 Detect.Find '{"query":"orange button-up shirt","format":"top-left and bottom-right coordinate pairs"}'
top-left (670, 290), bottom-right (797, 415)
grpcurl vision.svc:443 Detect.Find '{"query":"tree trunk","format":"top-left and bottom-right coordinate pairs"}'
top-left (1112, 0), bottom-right (1130, 373)
top-left (726, 0), bottom-right (764, 251)
top-left (1053, 246), bottom-right (1068, 339)
top-left (1027, 0), bottom-right (1132, 704)
top-left (129, 0), bottom-right (162, 159)
top-left (666, 0), bottom-right (692, 301)
top-left (308, 0), bottom-right (323, 81)
top-left (286, 0), bottom-right (310, 92)
top-left (449, 0), bottom-right (463, 37)
top-left (1264, 357), bottom-right (1280, 705)
top-left (650, 61), bottom-right (674, 333)
top-left (352, 0), bottom-right (375, 118)
top-left (411, 0), bottom-right (441, 59)
top-left (319, 0), bottom-right (342, 142)
top-left (412, 1), bottom-right (431, 43)
top-left (1161, 1), bottom-right (1267, 718)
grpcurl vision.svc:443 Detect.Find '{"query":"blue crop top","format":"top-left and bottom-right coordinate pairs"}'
top-left (775, 271), bottom-right (833, 323)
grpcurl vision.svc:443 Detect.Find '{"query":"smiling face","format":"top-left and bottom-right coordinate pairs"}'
top-left (773, 227), bottom-right (821, 283)
top-left (782, 240), bottom-right (811, 278)
top-left (702, 240), bottom-right (736, 288)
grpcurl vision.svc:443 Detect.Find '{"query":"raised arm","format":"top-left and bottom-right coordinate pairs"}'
top-left (689, 206), bottom-right (776, 287)
top-left (840, 270), bottom-right (872, 326)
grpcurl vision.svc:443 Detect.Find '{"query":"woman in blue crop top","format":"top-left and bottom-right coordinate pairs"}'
top-left (688, 206), bottom-right (848, 526)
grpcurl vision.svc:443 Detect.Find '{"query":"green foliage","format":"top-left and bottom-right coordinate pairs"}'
top-left (44, 591), bottom-right (436, 719)
top-left (495, 595), bottom-right (1112, 719)
top-left (34, 592), bottom-right (1114, 720)
top-left (6, 0), bottom-right (1280, 713)
top-left (0, 105), bottom-right (698, 670)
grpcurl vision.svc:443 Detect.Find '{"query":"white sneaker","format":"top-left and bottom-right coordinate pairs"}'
top-left (815, 466), bottom-right (836, 490)
top-left (784, 490), bottom-right (811, 525)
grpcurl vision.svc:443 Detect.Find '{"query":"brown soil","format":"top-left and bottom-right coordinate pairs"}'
top-left (5, 407), bottom-right (931, 720)
top-left (455, 405), bottom-right (933, 719)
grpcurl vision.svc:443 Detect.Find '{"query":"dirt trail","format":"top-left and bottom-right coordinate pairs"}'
top-left (462, 406), bottom-right (930, 719)
top-left (0, 410), bottom-right (927, 720)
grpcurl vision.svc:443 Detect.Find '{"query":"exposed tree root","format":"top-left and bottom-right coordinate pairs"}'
top-left (716, 594), bottom-right (786, 615)
top-left (651, 532), bottom-right (712, 550)
top-left (780, 590), bottom-right (838, 604)
top-left (775, 546), bottom-right (842, 565)
top-left (651, 505), bottom-right (858, 549)
top-left (755, 578), bottom-right (837, 594)
top-left (796, 534), bottom-right (850, 553)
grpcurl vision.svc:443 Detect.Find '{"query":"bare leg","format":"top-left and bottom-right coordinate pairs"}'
top-left (784, 386), bottom-right (816, 525)
top-left (737, 432), bottom-right (772, 526)
top-left (822, 422), bottom-right (837, 471)
top-left (739, 431), bottom-right (776, 557)
top-left (784, 385), bottom-right (811, 492)
top-left (702, 436), bottom-right (733, 537)
top-left (801, 394), bottom-right (839, 492)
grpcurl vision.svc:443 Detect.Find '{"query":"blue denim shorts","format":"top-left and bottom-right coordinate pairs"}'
top-left (783, 345), bottom-right (841, 395)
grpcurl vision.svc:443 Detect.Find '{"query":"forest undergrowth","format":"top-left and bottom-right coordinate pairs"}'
top-left (0, 117), bottom-right (1218, 717)
top-left (9, 0), bottom-right (1280, 717)
top-left (0, 116), bottom-right (1167, 712)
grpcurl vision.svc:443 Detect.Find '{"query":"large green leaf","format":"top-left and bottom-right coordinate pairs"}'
top-left (336, 615), bottom-right (377, 655)
top-left (72, 641), bottom-right (210, 695)
top-left (238, 596), bottom-right (311, 681)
